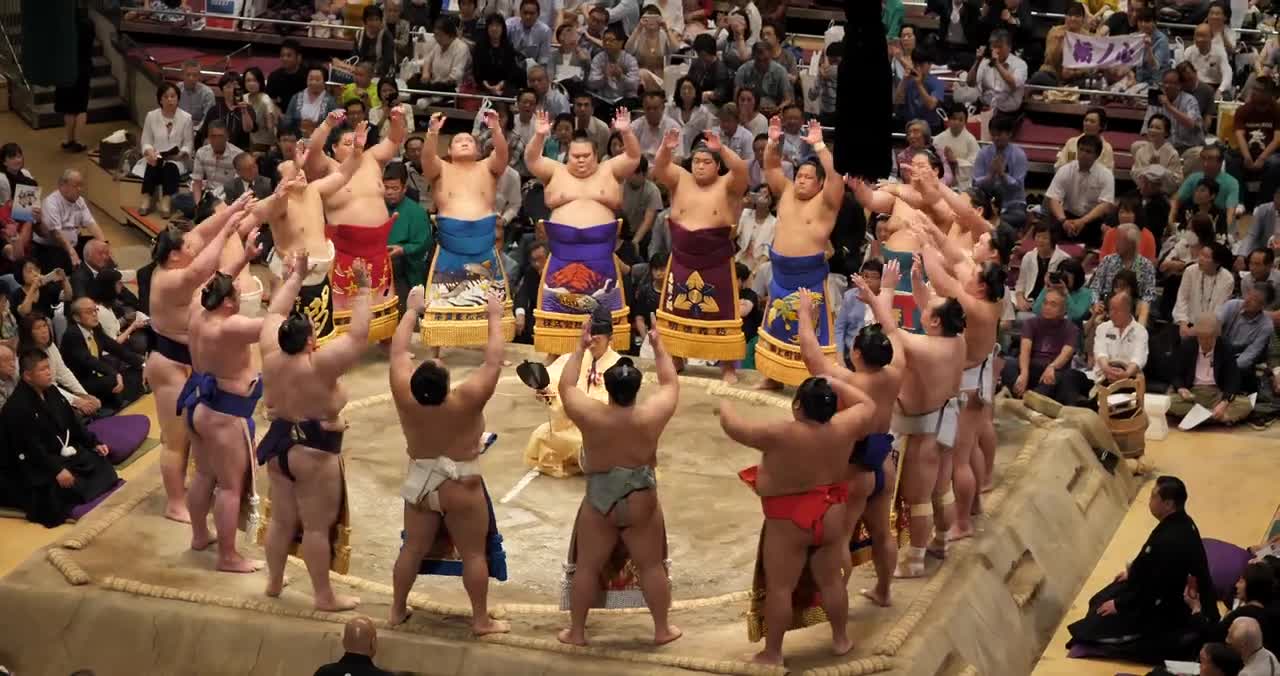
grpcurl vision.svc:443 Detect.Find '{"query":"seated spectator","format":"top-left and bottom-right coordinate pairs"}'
top-left (1044, 134), bottom-right (1116, 247)
top-left (1181, 23), bottom-right (1233, 95)
top-left (1172, 144), bottom-right (1240, 233)
top-left (777, 103), bottom-right (813, 166)
top-left (735, 87), bottom-right (769, 137)
top-left (965, 29), bottom-right (1027, 129)
top-left (551, 23), bottom-right (592, 85)
top-left (385, 0), bottom-right (412, 60)
top-left (1188, 561), bottom-right (1280, 653)
top-left (1086, 268), bottom-right (1150, 337)
top-left (890, 25), bottom-right (918, 85)
top-left (283, 66), bottom-right (338, 134)
top-left (835, 259), bottom-right (883, 368)
top-left (1056, 107), bottom-right (1116, 171)
top-left (177, 60), bottom-right (215, 131)
top-left (88, 269), bottom-right (147, 357)
top-left (61, 297), bottom-right (144, 410)
top-left (410, 17), bottom-right (470, 96)
top-left (1176, 60), bottom-right (1217, 134)
top-left (259, 129), bottom-right (298, 188)
top-left (896, 121), bottom-right (954, 187)
top-left (934, 104), bottom-right (979, 189)
top-left (1108, 8), bottom-right (1170, 86)
top-left (808, 42), bottom-right (841, 129)
top-left (1029, 4), bottom-right (1087, 88)
top-left (10, 259), bottom-right (70, 321)
top-left (353, 5), bottom-right (397, 78)
top-left (138, 83), bottom-right (195, 219)
top-left (473, 14), bottom-right (528, 100)
top-left (1175, 242), bottom-right (1237, 335)
top-left (511, 89), bottom-right (539, 148)
top-left (1091, 290), bottom-right (1149, 384)
top-left (713, 103), bottom-right (755, 164)
top-left (1137, 164), bottom-right (1175, 243)
top-left (687, 33), bottom-right (734, 107)
top-left (1003, 287), bottom-right (1084, 405)
top-left (1219, 283), bottom-right (1275, 380)
top-left (528, 65), bottom-right (569, 118)
top-left (1100, 194), bottom-right (1159, 262)
top-left (973, 114), bottom-right (1028, 228)
top-left (1014, 223), bottom-right (1068, 319)
top-left (0, 142), bottom-right (37, 206)
top-left (1090, 224), bottom-right (1159, 318)
top-left (626, 251), bottom-right (666, 344)
top-left (667, 77), bottom-right (714, 155)
top-left (455, 0), bottom-right (485, 45)
top-left (929, 0), bottom-right (982, 69)
top-left (1238, 189), bottom-right (1280, 263)
top-left (1227, 79), bottom-right (1280, 207)
top-left (894, 48), bottom-right (945, 135)
top-left (1098, 0), bottom-right (1142, 35)
top-left (512, 241), bottom-right (548, 343)
top-left (239, 68), bottom-right (281, 151)
top-left (1130, 114), bottom-right (1185, 195)
top-left (312, 616), bottom-right (393, 676)
top-left (628, 5), bottom-right (675, 92)
top-left (1177, 176), bottom-right (1230, 245)
top-left (266, 40), bottom-right (306, 113)
top-left (225, 152), bottom-right (273, 205)
top-left (718, 8), bottom-right (756, 73)
top-left (18, 313), bottom-right (99, 417)
top-left (1032, 258), bottom-right (1092, 323)
top-left (1145, 68), bottom-right (1204, 154)
top-left (570, 92), bottom-right (611, 159)
top-left (343, 99), bottom-right (381, 148)
top-left (71, 239), bottom-right (115, 300)
top-left (1240, 247), bottom-right (1280, 305)
top-left (190, 120), bottom-right (244, 209)
top-left (735, 42), bottom-right (791, 107)
top-left (1158, 215), bottom-right (1215, 318)
top-left (383, 165), bottom-right (432, 317)
top-left (507, 0), bottom-right (553, 69)
top-left (1170, 312), bottom-right (1254, 423)
top-left (579, 5), bottom-right (610, 58)
top-left (201, 71), bottom-right (255, 150)
top-left (747, 130), bottom-right (790, 189)
top-left (736, 187), bottom-right (775, 272)
top-left (542, 113), bottom-right (576, 161)
top-left (0, 348), bottom-right (118, 527)
top-left (978, 0), bottom-right (1038, 60)
top-left (1205, 1), bottom-right (1235, 53)
top-left (620, 157), bottom-right (662, 253)
top-left (36, 168), bottom-right (102, 275)
top-left (1230, 618), bottom-right (1280, 675)
top-left (0, 343), bottom-right (13, 409)
top-left (588, 26), bottom-right (641, 116)
top-left (0, 294), bottom-right (14, 351)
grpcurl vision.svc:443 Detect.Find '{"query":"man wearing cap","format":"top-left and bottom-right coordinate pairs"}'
top-left (524, 305), bottom-right (625, 477)
top-left (556, 312), bottom-right (682, 647)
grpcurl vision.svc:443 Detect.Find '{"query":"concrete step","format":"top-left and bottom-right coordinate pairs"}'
top-left (29, 75), bottom-right (119, 105)
top-left (19, 95), bottom-right (130, 129)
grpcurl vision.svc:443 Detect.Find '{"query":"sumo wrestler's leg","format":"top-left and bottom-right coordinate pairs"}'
top-left (440, 480), bottom-right (509, 636)
top-left (263, 459), bottom-right (299, 598)
top-left (146, 354), bottom-right (191, 522)
top-left (979, 403), bottom-right (997, 492)
top-left (840, 470), bottom-right (875, 581)
top-left (810, 502), bottom-right (853, 657)
top-left (899, 433), bottom-right (940, 557)
top-left (186, 425), bottom-right (218, 552)
top-left (291, 446), bottom-right (359, 611)
top-left (755, 518), bottom-right (811, 666)
top-left (616, 490), bottom-right (682, 646)
top-left (204, 410), bottom-right (262, 573)
top-left (948, 399), bottom-right (982, 541)
top-left (929, 447), bottom-right (955, 556)
top-left (860, 457), bottom-right (898, 607)
top-left (390, 498), bottom-right (443, 626)
top-left (559, 499), bottom-right (620, 646)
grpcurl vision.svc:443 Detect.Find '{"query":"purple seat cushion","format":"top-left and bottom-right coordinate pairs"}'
top-left (87, 415), bottom-right (152, 465)
top-left (1067, 642), bottom-right (1112, 659)
top-left (69, 479), bottom-right (124, 521)
top-left (1204, 537), bottom-right (1251, 603)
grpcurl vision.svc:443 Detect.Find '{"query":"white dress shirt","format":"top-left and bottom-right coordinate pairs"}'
top-left (735, 209), bottom-right (775, 269)
top-left (422, 37), bottom-right (471, 83)
top-left (1045, 160), bottom-right (1116, 216)
top-left (1092, 318), bottom-right (1149, 381)
top-left (974, 55), bottom-right (1028, 113)
top-left (1172, 265), bottom-right (1236, 325)
top-left (36, 191), bottom-right (97, 250)
top-left (1180, 44), bottom-right (1233, 92)
top-left (634, 115), bottom-right (683, 160)
top-left (933, 127), bottom-right (980, 189)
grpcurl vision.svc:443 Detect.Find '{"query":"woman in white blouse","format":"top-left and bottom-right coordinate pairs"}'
top-left (139, 81), bottom-right (194, 218)
top-left (242, 67), bottom-right (279, 153)
top-left (1172, 240), bottom-right (1236, 335)
top-left (666, 77), bottom-right (713, 155)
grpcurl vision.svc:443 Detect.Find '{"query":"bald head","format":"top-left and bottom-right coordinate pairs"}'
top-left (342, 615), bottom-right (377, 656)
top-left (1228, 616), bottom-right (1263, 655)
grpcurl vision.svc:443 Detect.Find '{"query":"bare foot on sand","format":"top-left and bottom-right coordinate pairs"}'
top-left (388, 609), bottom-right (413, 626)
top-left (557, 628), bottom-right (588, 646)
top-left (721, 369), bottom-right (739, 386)
top-left (860, 587), bottom-right (892, 607)
top-left (165, 503), bottom-right (192, 523)
top-left (946, 524), bottom-right (975, 542)
top-left (831, 635), bottom-right (854, 656)
top-left (190, 532), bottom-right (216, 551)
top-left (655, 625), bottom-right (683, 645)
top-left (753, 378), bottom-right (784, 391)
top-left (473, 618), bottom-right (510, 636)
top-left (750, 649), bottom-right (784, 666)
top-left (315, 593), bottom-right (361, 612)
top-left (217, 556), bottom-right (264, 574)
top-left (894, 559), bottom-right (926, 579)
top-left (264, 574), bottom-right (291, 598)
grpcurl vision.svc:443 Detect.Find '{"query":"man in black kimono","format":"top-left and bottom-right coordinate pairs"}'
top-left (1067, 475), bottom-right (1218, 663)
top-left (0, 349), bottom-right (118, 527)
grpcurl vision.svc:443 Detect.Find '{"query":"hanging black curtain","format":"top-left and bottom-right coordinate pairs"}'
top-left (21, 0), bottom-right (83, 87)
top-left (835, 0), bottom-right (893, 180)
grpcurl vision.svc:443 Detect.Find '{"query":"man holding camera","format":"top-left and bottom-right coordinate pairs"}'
top-left (965, 29), bottom-right (1027, 130)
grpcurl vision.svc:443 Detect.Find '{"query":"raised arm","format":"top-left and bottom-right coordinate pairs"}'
top-left (389, 285), bottom-right (424, 393)
top-left (915, 168), bottom-right (991, 235)
top-left (192, 191), bottom-right (253, 242)
top-left (174, 212), bottom-right (241, 291)
top-left (525, 109), bottom-right (561, 182)
top-left (456, 290), bottom-right (506, 404)
top-left (651, 127), bottom-right (687, 191)
top-left (854, 259), bottom-right (903, 337)
top-left (645, 323), bottom-right (679, 418)
top-left (804, 120), bottom-right (842, 208)
top-left (797, 288), bottom-right (850, 379)
top-left (370, 106), bottom-right (407, 165)
top-left (920, 245), bottom-right (981, 315)
top-left (604, 109), bottom-right (642, 181)
top-left (718, 400), bottom-right (786, 450)
top-left (480, 109), bottom-right (509, 176)
top-left (762, 115), bottom-right (789, 198)
top-left (314, 259), bottom-right (372, 378)
top-left (312, 122), bottom-right (369, 196)
top-left (707, 127), bottom-right (749, 196)
top-left (266, 251), bottom-right (306, 316)
top-left (420, 113), bottom-right (445, 181)
top-left (306, 109), bottom-right (347, 178)
top-left (825, 374), bottom-right (874, 414)
top-left (848, 176), bottom-right (897, 215)
top-left (557, 321), bottom-right (598, 422)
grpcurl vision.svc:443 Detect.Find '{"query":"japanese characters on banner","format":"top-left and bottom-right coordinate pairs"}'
top-left (204, 0), bottom-right (245, 30)
top-left (1062, 32), bottom-right (1146, 70)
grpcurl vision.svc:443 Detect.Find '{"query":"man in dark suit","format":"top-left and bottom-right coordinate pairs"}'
top-left (70, 239), bottom-right (141, 309)
top-left (224, 152), bottom-right (274, 204)
top-left (0, 348), bottom-right (118, 527)
top-left (61, 297), bottom-right (144, 410)
top-left (313, 617), bottom-right (392, 676)
top-left (512, 241), bottom-right (547, 344)
top-left (1167, 313), bottom-right (1256, 425)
